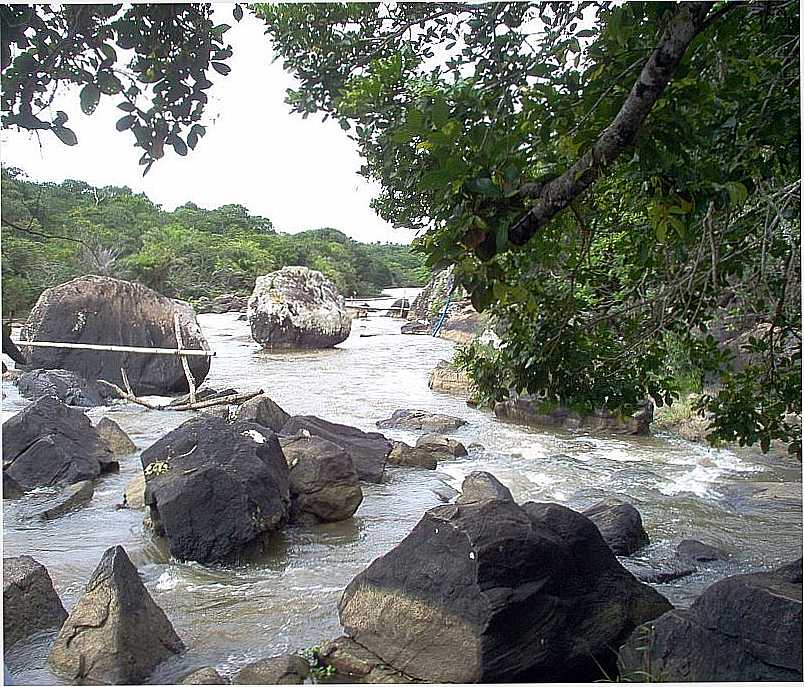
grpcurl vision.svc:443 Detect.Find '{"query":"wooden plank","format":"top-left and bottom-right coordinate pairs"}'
top-left (14, 340), bottom-right (215, 356)
top-left (173, 313), bottom-right (196, 404)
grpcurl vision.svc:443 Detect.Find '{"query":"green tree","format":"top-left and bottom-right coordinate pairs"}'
top-left (257, 1), bottom-right (800, 456)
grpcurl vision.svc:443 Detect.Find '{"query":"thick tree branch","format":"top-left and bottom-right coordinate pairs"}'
top-left (509, 2), bottom-right (715, 247)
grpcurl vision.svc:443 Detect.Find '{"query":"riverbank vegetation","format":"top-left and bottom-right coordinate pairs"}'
top-left (1, 168), bottom-right (427, 313)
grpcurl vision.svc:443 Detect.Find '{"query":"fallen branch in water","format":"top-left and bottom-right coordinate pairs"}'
top-left (97, 380), bottom-right (263, 412)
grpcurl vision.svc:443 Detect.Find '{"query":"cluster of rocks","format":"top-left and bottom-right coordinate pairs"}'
top-left (195, 293), bottom-right (249, 314)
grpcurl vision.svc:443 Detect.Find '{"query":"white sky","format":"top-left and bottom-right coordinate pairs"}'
top-left (0, 5), bottom-right (417, 244)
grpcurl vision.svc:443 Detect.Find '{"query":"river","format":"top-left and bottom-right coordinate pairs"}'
top-left (2, 288), bottom-right (802, 683)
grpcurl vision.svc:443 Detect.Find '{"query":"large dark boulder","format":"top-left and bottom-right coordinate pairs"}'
top-left (338, 473), bottom-right (671, 683)
top-left (2, 395), bottom-right (115, 490)
top-left (618, 559), bottom-right (803, 682)
top-left (141, 416), bottom-right (290, 563)
top-left (20, 275), bottom-right (210, 395)
top-left (376, 408), bottom-right (467, 432)
top-left (280, 415), bottom-right (390, 483)
top-left (280, 434), bottom-right (363, 523)
top-left (582, 498), bottom-right (650, 556)
top-left (3, 556), bottom-right (67, 649)
top-left (248, 266), bottom-right (351, 349)
top-left (15, 368), bottom-right (115, 407)
top-left (48, 546), bottom-right (184, 684)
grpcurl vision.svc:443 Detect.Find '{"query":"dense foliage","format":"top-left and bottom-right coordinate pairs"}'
top-left (1, 4), bottom-right (245, 173)
top-left (1, 168), bottom-right (427, 312)
top-left (258, 1), bottom-right (801, 456)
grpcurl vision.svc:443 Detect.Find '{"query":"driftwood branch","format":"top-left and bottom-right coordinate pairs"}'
top-left (97, 381), bottom-right (264, 412)
top-left (509, 2), bottom-right (718, 246)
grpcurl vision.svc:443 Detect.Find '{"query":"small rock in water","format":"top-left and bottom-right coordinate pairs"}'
top-left (95, 417), bottom-right (136, 457)
top-left (123, 472), bottom-right (146, 510)
top-left (456, 471), bottom-right (514, 505)
top-left (39, 480), bottom-right (94, 520)
top-left (3, 556), bottom-right (67, 650)
top-left (415, 433), bottom-right (468, 457)
top-left (582, 498), bottom-right (650, 556)
top-left (676, 538), bottom-right (727, 563)
top-left (234, 654), bottom-right (310, 685)
top-left (387, 441), bottom-right (438, 470)
top-left (620, 556), bottom-right (696, 584)
top-left (376, 408), bottom-right (467, 432)
top-left (234, 393), bottom-right (290, 432)
top-left (319, 637), bottom-right (411, 683)
top-left (48, 545), bottom-right (184, 684)
top-left (178, 667), bottom-right (228, 684)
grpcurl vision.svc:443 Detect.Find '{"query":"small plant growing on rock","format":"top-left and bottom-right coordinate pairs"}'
top-left (301, 646), bottom-right (335, 682)
top-left (144, 460), bottom-right (170, 478)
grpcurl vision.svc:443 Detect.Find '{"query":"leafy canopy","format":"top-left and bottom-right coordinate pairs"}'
top-left (257, 1), bottom-right (800, 456)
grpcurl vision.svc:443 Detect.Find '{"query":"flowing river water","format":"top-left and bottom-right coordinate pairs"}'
top-left (2, 288), bottom-right (802, 684)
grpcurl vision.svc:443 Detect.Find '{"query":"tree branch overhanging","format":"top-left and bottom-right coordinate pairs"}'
top-left (508, 1), bottom-right (719, 248)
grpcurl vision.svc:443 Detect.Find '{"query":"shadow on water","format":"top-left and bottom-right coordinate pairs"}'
top-left (2, 294), bottom-right (801, 682)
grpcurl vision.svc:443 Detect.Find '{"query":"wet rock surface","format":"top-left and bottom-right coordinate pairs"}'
top-left (38, 480), bottom-right (95, 520)
top-left (95, 417), bottom-right (136, 457)
top-left (386, 441), bottom-right (438, 470)
top-left (20, 275), bottom-right (210, 395)
top-left (178, 667), bottom-right (229, 684)
top-left (281, 415), bottom-right (390, 483)
top-left (338, 473), bottom-right (671, 682)
top-left (15, 368), bottom-right (114, 407)
top-left (141, 416), bottom-right (290, 563)
top-left (280, 433), bottom-right (363, 523)
top-left (234, 655), bottom-right (310, 685)
top-left (376, 408), bottom-right (467, 432)
top-left (48, 545), bottom-right (184, 684)
top-left (583, 497), bottom-right (650, 555)
top-left (2, 395), bottom-right (115, 490)
top-left (3, 556), bottom-right (67, 649)
top-left (248, 266), bottom-right (351, 349)
top-left (234, 393), bottom-right (291, 432)
top-left (618, 558), bottom-right (803, 682)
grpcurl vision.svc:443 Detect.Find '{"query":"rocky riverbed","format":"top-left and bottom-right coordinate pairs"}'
top-left (2, 291), bottom-right (801, 684)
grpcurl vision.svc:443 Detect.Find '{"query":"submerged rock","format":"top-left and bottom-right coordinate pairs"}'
top-left (620, 556), bottom-right (696, 584)
top-left (234, 655), bottom-right (310, 685)
top-left (178, 667), bottom-right (228, 684)
top-left (338, 473), bottom-right (671, 682)
top-left (234, 393), bottom-right (290, 432)
top-left (48, 545), bottom-right (184, 684)
top-left (20, 275), bottom-right (210, 395)
top-left (676, 538), bottom-right (727, 563)
top-left (95, 417), bottom-right (136, 457)
top-left (3, 474), bottom-right (24, 499)
top-left (39, 480), bottom-right (94, 520)
top-left (618, 558), bottom-right (803, 682)
top-left (248, 266), bottom-right (351, 349)
top-left (281, 415), bottom-right (390, 483)
top-left (15, 368), bottom-right (114, 407)
top-left (3, 556), bottom-right (67, 649)
top-left (141, 416), bottom-right (290, 563)
top-left (582, 498), bottom-right (650, 556)
top-left (280, 433), bottom-right (363, 523)
top-left (2, 395), bottom-right (115, 490)
top-left (376, 408), bottom-right (467, 432)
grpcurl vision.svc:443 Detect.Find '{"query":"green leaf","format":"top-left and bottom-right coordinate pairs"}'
top-left (116, 114), bottom-right (136, 131)
top-left (80, 83), bottom-right (101, 114)
top-left (172, 136), bottom-right (188, 156)
top-left (233, 4), bottom-right (244, 21)
top-left (496, 224), bottom-right (509, 253)
top-left (211, 62), bottom-right (231, 76)
top-left (117, 102), bottom-right (136, 112)
top-left (431, 97), bottom-right (449, 127)
top-left (725, 181), bottom-right (748, 207)
top-left (52, 126), bottom-right (78, 146)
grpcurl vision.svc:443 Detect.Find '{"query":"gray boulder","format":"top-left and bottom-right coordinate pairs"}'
top-left (20, 275), bottom-right (210, 395)
top-left (3, 556), bottom-right (67, 649)
top-left (234, 655), bottom-right (310, 685)
top-left (376, 408), bottom-right (467, 432)
top-left (141, 416), bottom-right (290, 563)
top-left (95, 417), bottom-right (136, 457)
top-left (582, 498), bottom-right (650, 555)
top-left (234, 393), bottom-right (290, 432)
top-left (415, 433), bottom-right (467, 457)
top-left (618, 559), bottom-right (803, 682)
top-left (48, 546), bottom-right (184, 684)
top-left (15, 368), bottom-right (114, 407)
top-left (280, 434), bottom-right (363, 523)
top-left (39, 480), bottom-right (94, 520)
top-left (281, 415), bottom-right (390, 483)
top-left (676, 538), bottom-right (727, 562)
top-left (456, 470), bottom-right (514, 505)
top-left (319, 637), bottom-right (412, 683)
top-left (338, 473), bottom-right (671, 682)
top-left (2, 395), bottom-right (115, 490)
top-left (248, 266), bottom-right (351, 349)
top-left (386, 441), bottom-right (438, 470)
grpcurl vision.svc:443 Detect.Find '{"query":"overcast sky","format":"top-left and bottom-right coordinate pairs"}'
top-left (0, 6), bottom-right (417, 244)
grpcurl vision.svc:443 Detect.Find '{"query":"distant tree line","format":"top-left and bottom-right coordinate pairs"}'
top-left (1, 168), bottom-right (428, 313)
